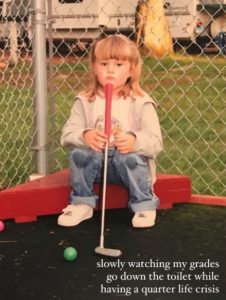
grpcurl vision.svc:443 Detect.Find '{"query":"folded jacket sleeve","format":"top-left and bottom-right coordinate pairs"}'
top-left (60, 99), bottom-right (87, 148)
top-left (132, 102), bottom-right (163, 158)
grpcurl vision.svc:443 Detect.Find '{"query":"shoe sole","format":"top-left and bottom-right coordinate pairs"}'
top-left (132, 221), bottom-right (155, 228)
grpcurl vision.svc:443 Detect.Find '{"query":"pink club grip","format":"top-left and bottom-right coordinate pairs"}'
top-left (104, 83), bottom-right (113, 140)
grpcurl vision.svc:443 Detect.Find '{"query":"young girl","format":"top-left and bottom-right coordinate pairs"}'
top-left (58, 34), bottom-right (163, 228)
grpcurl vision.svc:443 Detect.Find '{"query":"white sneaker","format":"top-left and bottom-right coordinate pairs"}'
top-left (132, 210), bottom-right (156, 228)
top-left (58, 204), bottom-right (93, 227)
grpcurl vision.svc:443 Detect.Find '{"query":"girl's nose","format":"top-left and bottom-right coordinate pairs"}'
top-left (107, 62), bottom-right (114, 73)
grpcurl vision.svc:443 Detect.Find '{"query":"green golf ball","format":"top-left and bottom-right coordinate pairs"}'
top-left (63, 247), bottom-right (78, 261)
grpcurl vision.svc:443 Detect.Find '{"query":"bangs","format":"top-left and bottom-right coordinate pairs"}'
top-left (94, 36), bottom-right (132, 61)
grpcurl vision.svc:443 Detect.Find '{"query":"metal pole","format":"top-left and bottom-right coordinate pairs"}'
top-left (32, 0), bottom-right (48, 175)
top-left (47, 0), bottom-right (57, 172)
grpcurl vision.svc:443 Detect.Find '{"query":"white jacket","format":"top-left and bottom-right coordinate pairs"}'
top-left (61, 93), bottom-right (163, 185)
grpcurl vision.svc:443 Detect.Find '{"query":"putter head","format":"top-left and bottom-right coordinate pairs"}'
top-left (95, 246), bottom-right (122, 257)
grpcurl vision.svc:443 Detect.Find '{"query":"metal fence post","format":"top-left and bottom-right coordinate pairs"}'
top-left (32, 0), bottom-right (48, 175)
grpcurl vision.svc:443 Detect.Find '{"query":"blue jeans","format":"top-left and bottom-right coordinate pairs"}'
top-left (69, 147), bottom-right (159, 212)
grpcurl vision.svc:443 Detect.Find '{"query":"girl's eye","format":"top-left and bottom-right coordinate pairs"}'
top-left (100, 62), bottom-right (107, 66)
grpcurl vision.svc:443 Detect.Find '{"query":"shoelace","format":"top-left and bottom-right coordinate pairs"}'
top-left (63, 211), bottom-right (73, 216)
top-left (138, 213), bottom-right (146, 218)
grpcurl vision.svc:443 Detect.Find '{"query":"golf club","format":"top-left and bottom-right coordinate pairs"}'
top-left (95, 83), bottom-right (122, 257)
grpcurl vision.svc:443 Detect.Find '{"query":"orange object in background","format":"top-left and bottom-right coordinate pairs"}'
top-left (0, 61), bottom-right (6, 69)
top-left (136, 0), bottom-right (173, 56)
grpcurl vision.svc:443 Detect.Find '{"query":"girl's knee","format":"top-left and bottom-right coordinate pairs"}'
top-left (70, 148), bottom-right (103, 168)
top-left (114, 152), bottom-right (146, 170)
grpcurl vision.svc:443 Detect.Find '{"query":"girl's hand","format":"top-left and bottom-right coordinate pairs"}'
top-left (113, 132), bottom-right (136, 154)
top-left (83, 129), bottom-right (107, 152)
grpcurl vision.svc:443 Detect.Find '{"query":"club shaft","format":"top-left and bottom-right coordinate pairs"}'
top-left (99, 142), bottom-right (109, 248)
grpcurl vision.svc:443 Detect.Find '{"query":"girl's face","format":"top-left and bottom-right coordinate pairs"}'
top-left (94, 58), bottom-right (132, 95)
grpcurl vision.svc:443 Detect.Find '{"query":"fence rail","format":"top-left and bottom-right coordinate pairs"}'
top-left (0, 0), bottom-right (226, 196)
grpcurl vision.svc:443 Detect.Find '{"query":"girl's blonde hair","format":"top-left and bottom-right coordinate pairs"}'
top-left (83, 34), bottom-right (144, 100)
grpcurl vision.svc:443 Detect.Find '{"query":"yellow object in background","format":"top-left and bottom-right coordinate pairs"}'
top-left (136, 0), bottom-right (173, 57)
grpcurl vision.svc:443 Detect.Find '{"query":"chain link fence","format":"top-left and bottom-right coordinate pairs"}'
top-left (0, 0), bottom-right (225, 196)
